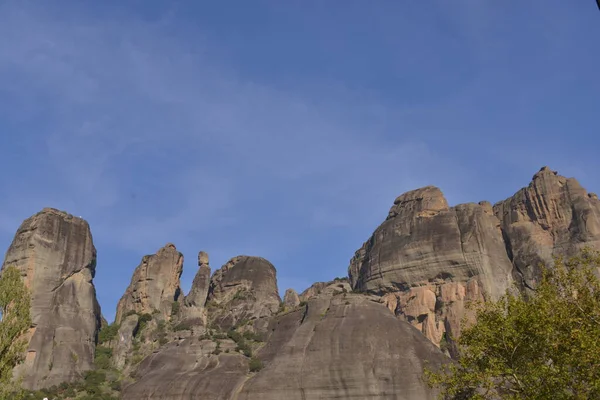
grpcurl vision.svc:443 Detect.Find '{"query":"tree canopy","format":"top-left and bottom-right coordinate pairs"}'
top-left (0, 265), bottom-right (31, 398)
top-left (425, 249), bottom-right (600, 400)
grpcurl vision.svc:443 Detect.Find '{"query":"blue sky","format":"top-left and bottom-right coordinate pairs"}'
top-left (0, 1), bottom-right (599, 322)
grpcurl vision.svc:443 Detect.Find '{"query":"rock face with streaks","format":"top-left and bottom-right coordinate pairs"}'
top-left (348, 186), bottom-right (515, 349)
top-left (238, 288), bottom-right (447, 399)
top-left (206, 256), bottom-right (281, 330)
top-left (348, 168), bottom-right (600, 351)
top-left (121, 338), bottom-right (250, 399)
top-left (122, 260), bottom-right (448, 400)
top-left (493, 166), bottom-right (600, 289)
top-left (112, 314), bottom-right (139, 370)
top-left (1, 208), bottom-right (101, 390)
top-left (115, 244), bottom-right (183, 324)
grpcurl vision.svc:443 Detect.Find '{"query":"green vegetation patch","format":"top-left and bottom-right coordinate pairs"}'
top-left (249, 357), bottom-right (263, 372)
top-left (98, 323), bottom-right (120, 344)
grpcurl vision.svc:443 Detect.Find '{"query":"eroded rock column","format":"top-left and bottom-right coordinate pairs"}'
top-left (2, 208), bottom-right (101, 390)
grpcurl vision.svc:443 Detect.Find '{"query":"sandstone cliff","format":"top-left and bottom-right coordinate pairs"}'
top-left (110, 244), bottom-right (184, 376)
top-left (1, 208), bottom-right (101, 390)
top-left (122, 269), bottom-right (447, 400)
top-left (115, 243), bottom-right (183, 324)
top-left (237, 286), bottom-right (447, 399)
top-left (494, 166), bottom-right (600, 289)
top-left (121, 337), bottom-right (250, 399)
top-left (347, 168), bottom-right (600, 350)
top-left (348, 186), bottom-right (514, 349)
top-left (5, 165), bottom-right (598, 398)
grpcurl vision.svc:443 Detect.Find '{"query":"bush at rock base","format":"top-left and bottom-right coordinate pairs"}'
top-left (249, 357), bottom-right (263, 373)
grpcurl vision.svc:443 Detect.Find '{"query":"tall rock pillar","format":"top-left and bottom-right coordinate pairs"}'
top-left (2, 208), bottom-right (101, 390)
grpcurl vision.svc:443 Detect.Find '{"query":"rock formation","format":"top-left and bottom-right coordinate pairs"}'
top-left (237, 290), bottom-right (447, 399)
top-left (299, 278), bottom-right (350, 301)
top-left (348, 168), bottom-right (600, 350)
top-left (493, 166), bottom-right (600, 289)
top-left (1, 208), bottom-right (101, 390)
top-left (113, 314), bottom-right (139, 370)
top-left (115, 244), bottom-right (183, 324)
top-left (4, 166), bottom-right (599, 398)
top-left (348, 186), bottom-right (514, 348)
top-left (185, 251), bottom-right (211, 308)
top-left (123, 263), bottom-right (447, 400)
top-left (299, 282), bottom-right (328, 301)
top-left (282, 288), bottom-right (300, 308)
top-left (181, 251), bottom-right (211, 325)
top-left (121, 338), bottom-right (250, 399)
top-left (206, 256), bottom-right (281, 330)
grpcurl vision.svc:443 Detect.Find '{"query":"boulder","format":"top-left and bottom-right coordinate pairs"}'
top-left (1, 208), bottom-right (101, 390)
top-left (115, 244), bottom-right (183, 324)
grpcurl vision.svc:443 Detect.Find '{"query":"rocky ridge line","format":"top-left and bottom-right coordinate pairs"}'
top-left (348, 167), bottom-right (600, 352)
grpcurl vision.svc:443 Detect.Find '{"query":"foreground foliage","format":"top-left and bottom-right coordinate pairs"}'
top-left (425, 249), bottom-right (600, 399)
top-left (22, 369), bottom-right (121, 400)
top-left (0, 266), bottom-right (31, 399)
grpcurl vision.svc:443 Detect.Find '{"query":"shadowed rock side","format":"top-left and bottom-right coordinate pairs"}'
top-left (115, 243), bottom-right (183, 324)
top-left (348, 186), bottom-right (514, 348)
top-left (113, 314), bottom-right (139, 370)
top-left (122, 281), bottom-right (447, 400)
top-left (494, 166), bottom-right (600, 289)
top-left (207, 256), bottom-right (281, 330)
top-left (1, 208), bottom-right (101, 390)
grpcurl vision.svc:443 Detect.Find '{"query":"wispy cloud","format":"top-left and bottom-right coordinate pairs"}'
top-left (1, 1), bottom-right (598, 320)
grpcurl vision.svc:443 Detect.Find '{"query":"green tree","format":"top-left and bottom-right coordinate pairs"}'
top-left (97, 323), bottom-right (120, 345)
top-left (425, 249), bottom-right (600, 399)
top-left (0, 266), bottom-right (32, 398)
top-left (248, 357), bottom-right (263, 373)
